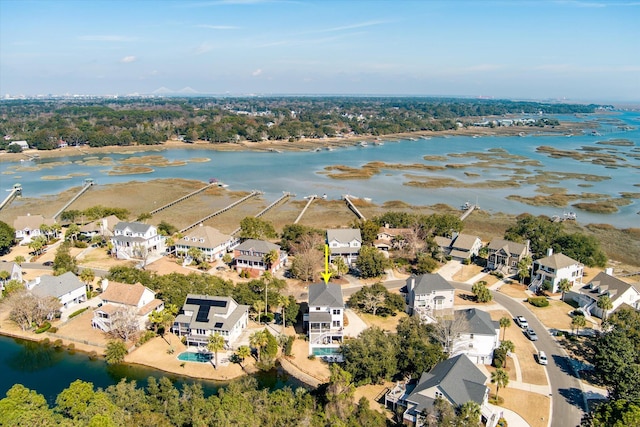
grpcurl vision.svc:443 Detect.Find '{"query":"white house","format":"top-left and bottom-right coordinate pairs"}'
top-left (27, 272), bottom-right (87, 309)
top-left (572, 269), bottom-right (640, 319)
top-left (374, 225), bottom-right (411, 251)
top-left (92, 280), bottom-right (164, 333)
top-left (0, 261), bottom-right (23, 283)
top-left (305, 282), bottom-right (344, 358)
top-left (111, 221), bottom-right (166, 260)
top-left (404, 273), bottom-right (455, 322)
top-left (451, 308), bottom-right (500, 365)
top-left (385, 354), bottom-right (498, 427)
top-left (13, 214), bottom-right (57, 243)
top-left (327, 228), bottom-right (362, 264)
top-left (486, 238), bottom-right (531, 275)
top-left (172, 294), bottom-right (249, 349)
top-left (448, 233), bottom-right (482, 261)
top-left (531, 248), bottom-right (583, 293)
top-left (233, 239), bottom-right (287, 277)
top-left (175, 225), bottom-right (240, 262)
top-left (79, 215), bottom-right (121, 239)
top-left (8, 140), bottom-right (29, 151)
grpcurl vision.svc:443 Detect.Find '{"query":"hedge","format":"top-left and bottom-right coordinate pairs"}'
top-left (35, 322), bottom-right (52, 334)
top-left (528, 296), bottom-right (550, 307)
top-left (69, 307), bottom-right (89, 318)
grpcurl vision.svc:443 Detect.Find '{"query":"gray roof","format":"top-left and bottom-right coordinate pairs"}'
top-left (30, 272), bottom-right (85, 298)
top-left (451, 234), bottom-right (479, 251)
top-left (535, 252), bottom-right (580, 269)
top-left (327, 228), bottom-right (362, 244)
top-left (456, 308), bottom-right (498, 336)
top-left (308, 311), bottom-right (332, 323)
top-left (409, 273), bottom-right (455, 295)
top-left (584, 272), bottom-right (638, 303)
top-left (407, 354), bottom-right (488, 407)
top-left (235, 239), bottom-right (280, 254)
top-left (114, 221), bottom-right (154, 234)
top-left (308, 282), bottom-right (344, 308)
top-left (487, 238), bottom-right (528, 256)
top-left (178, 294), bottom-right (248, 333)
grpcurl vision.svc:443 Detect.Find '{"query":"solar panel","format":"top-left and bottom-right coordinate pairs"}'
top-left (214, 322), bottom-right (223, 328)
top-left (186, 297), bottom-right (228, 323)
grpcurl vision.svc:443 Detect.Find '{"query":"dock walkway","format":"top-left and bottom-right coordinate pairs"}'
top-left (53, 180), bottom-right (95, 219)
top-left (180, 191), bottom-right (262, 234)
top-left (0, 184), bottom-right (22, 212)
top-left (343, 195), bottom-right (366, 221)
top-left (230, 192), bottom-right (292, 235)
top-left (294, 195), bottom-right (316, 224)
top-left (150, 183), bottom-right (215, 215)
top-left (459, 205), bottom-right (477, 221)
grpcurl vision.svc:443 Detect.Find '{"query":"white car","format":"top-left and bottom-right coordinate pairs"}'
top-left (538, 351), bottom-right (548, 365)
top-left (515, 316), bottom-right (529, 329)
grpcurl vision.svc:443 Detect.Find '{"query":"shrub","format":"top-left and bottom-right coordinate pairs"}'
top-left (497, 417), bottom-right (508, 427)
top-left (40, 338), bottom-right (51, 346)
top-left (283, 335), bottom-right (294, 357)
top-left (88, 351), bottom-right (98, 360)
top-left (137, 330), bottom-right (156, 346)
top-left (493, 347), bottom-right (507, 368)
top-left (74, 241), bottom-right (88, 248)
top-left (53, 339), bottom-right (64, 348)
top-left (105, 340), bottom-right (128, 364)
top-left (308, 354), bottom-right (316, 360)
top-left (35, 322), bottom-right (52, 334)
top-left (258, 312), bottom-right (274, 323)
top-left (528, 296), bottom-right (550, 307)
top-left (491, 271), bottom-right (504, 279)
top-left (462, 258), bottom-right (471, 265)
top-left (69, 307), bottom-right (89, 318)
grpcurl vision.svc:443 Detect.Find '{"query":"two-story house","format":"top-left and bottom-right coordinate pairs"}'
top-left (374, 225), bottom-right (412, 251)
top-left (531, 248), bottom-right (583, 293)
top-left (0, 261), bottom-right (23, 292)
top-left (175, 225), bottom-right (240, 262)
top-left (79, 215), bottom-right (121, 239)
top-left (385, 354), bottom-right (497, 427)
top-left (233, 239), bottom-right (287, 277)
top-left (13, 214), bottom-right (57, 243)
top-left (172, 294), bottom-right (249, 349)
top-left (92, 280), bottom-right (164, 333)
top-left (404, 273), bottom-right (455, 322)
top-left (111, 221), bottom-right (166, 260)
top-left (27, 272), bottom-right (87, 309)
top-left (305, 282), bottom-right (344, 359)
top-left (451, 308), bottom-right (500, 365)
top-left (327, 229), bottom-right (362, 264)
top-left (448, 233), bottom-right (482, 262)
top-left (573, 269), bottom-right (640, 319)
top-left (486, 238), bottom-right (531, 274)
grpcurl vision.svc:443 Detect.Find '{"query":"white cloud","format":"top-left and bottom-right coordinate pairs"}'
top-left (252, 69), bottom-right (263, 76)
top-left (79, 35), bottom-right (135, 42)
top-left (120, 56), bottom-right (136, 63)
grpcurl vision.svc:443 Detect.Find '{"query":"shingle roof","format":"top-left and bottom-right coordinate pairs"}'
top-left (535, 253), bottom-right (580, 269)
top-left (409, 273), bottom-right (455, 295)
top-left (308, 282), bottom-right (344, 308)
top-left (114, 221), bottom-right (154, 234)
top-left (407, 354), bottom-right (487, 407)
top-left (487, 238), bottom-right (528, 256)
top-left (13, 214), bottom-right (56, 231)
top-left (434, 236), bottom-right (452, 248)
top-left (586, 272), bottom-right (638, 303)
top-left (80, 215), bottom-right (121, 234)
top-left (100, 281), bottom-right (152, 306)
top-left (179, 294), bottom-right (248, 333)
top-left (30, 272), bottom-right (84, 299)
top-left (235, 239), bottom-right (280, 254)
top-left (327, 229), bottom-right (362, 244)
top-left (180, 226), bottom-right (235, 249)
top-left (456, 308), bottom-right (498, 336)
top-left (451, 234), bottom-right (480, 251)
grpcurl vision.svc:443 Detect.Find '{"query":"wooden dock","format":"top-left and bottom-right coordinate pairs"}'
top-left (344, 195), bottom-right (366, 221)
top-left (459, 205), bottom-right (477, 221)
top-left (0, 184), bottom-right (22, 212)
top-left (230, 192), bottom-right (293, 235)
top-left (180, 191), bottom-right (262, 234)
top-left (53, 179), bottom-right (95, 220)
top-left (294, 195), bottom-right (316, 224)
top-left (150, 183), bottom-right (216, 215)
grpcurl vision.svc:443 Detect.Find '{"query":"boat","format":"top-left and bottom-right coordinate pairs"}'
top-left (326, 146), bottom-right (334, 151)
top-left (358, 141), bottom-right (368, 147)
top-left (420, 136), bottom-right (432, 140)
top-left (373, 141), bottom-right (384, 146)
top-left (408, 137), bottom-right (418, 141)
top-left (518, 132), bottom-right (526, 137)
top-left (564, 212), bottom-right (577, 220)
top-left (461, 201), bottom-right (471, 210)
top-left (313, 147), bottom-right (322, 152)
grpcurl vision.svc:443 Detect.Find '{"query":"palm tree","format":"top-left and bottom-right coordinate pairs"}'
top-left (249, 330), bottom-right (268, 361)
top-left (499, 316), bottom-right (511, 341)
top-left (499, 340), bottom-right (515, 369)
top-left (253, 300), bottom-right (265, 322)
top-left (79, 268), bottom-right (95, 293)
top-left (235, 345), bottom-right (251, 370)
top-left (13, 255), bottom-right (25, 265)
top-left (491, 368), bottom-right (509, 401)
top-left (263, 249), bottom-right (279, 273)
top-left (458, 401), bottom-right (482, 425)
top-left (332, 256), bottom-right (349, 278)
top-left (279, 294), bottom-right (290, 332)
top-left (65, 223), bottom-right (81, 243)
top-left (571, 314), bottom-right (586, 336)
top-left (558, 278), bottom-right (571, 301)
top-left (597, 294), bottom-right (613, 322)
top-left (207, 333), bottom-right (226, 369)
top-left (517, 256), bottom-right (532, 284)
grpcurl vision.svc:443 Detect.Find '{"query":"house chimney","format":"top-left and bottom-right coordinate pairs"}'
top-left (546, 248), bottom-right (553, 257)
top-left (605, 267), bottom-right (614, 276)
top-left (35, 276), bottom-right (40, 285)
top-left (409, 277), bottom-right (416, 292)
top-left (101, 278), bottom-right (109, 291)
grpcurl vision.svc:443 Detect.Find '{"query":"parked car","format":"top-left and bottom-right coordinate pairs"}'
top-left (515, 316), bottom-right (529, 329)
top-left (525, 328), bottom-right (538, 341)
top-left (538, 351), bottom-right (548, 365)
top-left (42, 261), bottom-right (54, 267)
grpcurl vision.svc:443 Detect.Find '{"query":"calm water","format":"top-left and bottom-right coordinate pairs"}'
top-left (0, 335), bottom-right (303, 404)
top-left (1, 111), bottom-right (638, 227)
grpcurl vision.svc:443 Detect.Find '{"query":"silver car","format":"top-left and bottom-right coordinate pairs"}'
top-left (525, 328), bottom-right (538, 341)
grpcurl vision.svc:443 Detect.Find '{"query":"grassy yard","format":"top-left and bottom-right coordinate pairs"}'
top-left (527, 299), bottom-right (598, 331)
top-left (496, 282), bottom-right (529, 299)
top-left (488, 384), bottom-right (551, 427)
top-left (452, 264), bottom-right (483, 282)
top-left (358, 311), bottom-right (408, 332)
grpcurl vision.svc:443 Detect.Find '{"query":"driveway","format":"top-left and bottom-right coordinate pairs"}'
top-left (343, 309), bottom-right (367, 339)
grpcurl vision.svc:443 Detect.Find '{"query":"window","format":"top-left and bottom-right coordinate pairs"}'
top-left (333, 309), bottom-right (341, 315)
top-left (469, 334), bottom-right (474, 339)
top-left (435, 391), bottom-right (443, 398)
top-left (333, 320), bottom-right (341, 327)
top-left (469, 343), bottom-right (474, 348)
top-left (316, 307), bottom-right (321, 311)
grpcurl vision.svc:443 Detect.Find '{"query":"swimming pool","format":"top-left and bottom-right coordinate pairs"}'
top-left (177, 351), bottom-right (213, 363)
top-left (312, 348), bottom-right (341, 357)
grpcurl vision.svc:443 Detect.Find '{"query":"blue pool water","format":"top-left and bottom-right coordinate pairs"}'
top-left (177, 351), bottom-right (213, 363)
top-left (312, 348), bottom-right (341, 356)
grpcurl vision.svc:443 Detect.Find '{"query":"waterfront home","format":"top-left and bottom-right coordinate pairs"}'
top-left (26, 272), bottom-right (86, 309)
top-left (174, 225), bottom-right (240, 262)
top-left (79, 215), bottom-right (121, 239)
top-left (233, 239), bottom-right (286, 277)
top-left (13, 214), bottom-right (57, 243)
top-left (531, 248), bottom-right (583, 293)
top-left (572, 268), bottom-right (640, 319)
top-left (448, 233), bottom-right (482, 261)
top-left (374, 225), bottom-right (412, 251)
top-left (327, 228), bottom-right (362, 264)
top-left (0, 261), bottom-right (23, 284)
top-left (486, 238), bottom-right (531, 275)
top-left (110, 221), bottom-right (166, 260)
top-left (385, 354), bottom-right (498, 427)
top-left (451, 308), bottom-right (500, 365)
top-left (403, 273), bottom-right (455, 322)
top-left (8, 140), bottom-right (29, 151)
top-left (305, 282), bottom-right (344, 358)
top-left (172, 294), bottom-right (249, 349)
top-left (92, 279), bottom-right (163, 333)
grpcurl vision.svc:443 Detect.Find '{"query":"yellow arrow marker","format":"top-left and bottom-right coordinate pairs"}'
top-left (321, 244), bottom-right (332, 284)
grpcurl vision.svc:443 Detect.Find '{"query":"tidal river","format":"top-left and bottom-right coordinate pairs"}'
top-left (1, 111), bottom-right (638, 227)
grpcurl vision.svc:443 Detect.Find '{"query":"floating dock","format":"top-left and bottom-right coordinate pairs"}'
top-left (53, 179), bottom-right (95, 220)
top-left (180, 191), bottom-right (262, 234)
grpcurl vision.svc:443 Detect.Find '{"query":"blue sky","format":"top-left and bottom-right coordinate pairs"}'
top-left (1, 0), bottom-right (639, 101)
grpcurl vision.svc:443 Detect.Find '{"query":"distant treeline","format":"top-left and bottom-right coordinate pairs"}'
top-left (0, 97), bottom-right (602, 150)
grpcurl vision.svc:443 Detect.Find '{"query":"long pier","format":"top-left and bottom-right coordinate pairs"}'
top-left (459, 205), bottom-right (477, 221)
top-left (0, 184), bottom-right (22, 212)
top-left (343, 195), bottom-right (366, 221)
top-left (180, 191), bottom-right (262, 234)
top-left (150, 183), bottom-right (216, 215)
top-left (230, 192), bottom-right (293, 235)
top-left (53, 179), bottom-right (95, 220)
top-left (294, 195), bottom-right (316, 224)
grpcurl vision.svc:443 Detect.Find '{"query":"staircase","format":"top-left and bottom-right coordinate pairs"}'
top-left (310, 331), bottom-right (340, 345)
top-left (91, 317), bottom-right (111, 332)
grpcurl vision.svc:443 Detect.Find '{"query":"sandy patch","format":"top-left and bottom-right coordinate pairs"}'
top-left (488, 384), bottom-right (550, 427)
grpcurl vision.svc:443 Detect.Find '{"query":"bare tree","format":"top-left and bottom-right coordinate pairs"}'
top-left (290, 248), bottom-right (322, 282)
top-left (431, 314), bottom-right (470, 355)
top-left (5, 290), bottom-right (60, 330)
top-left (403, 223), bottom-right (426, 258)
top-left (109, 307), bottom-right (140, 342)
top-left (362, 292), bottom-right (386, 316)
